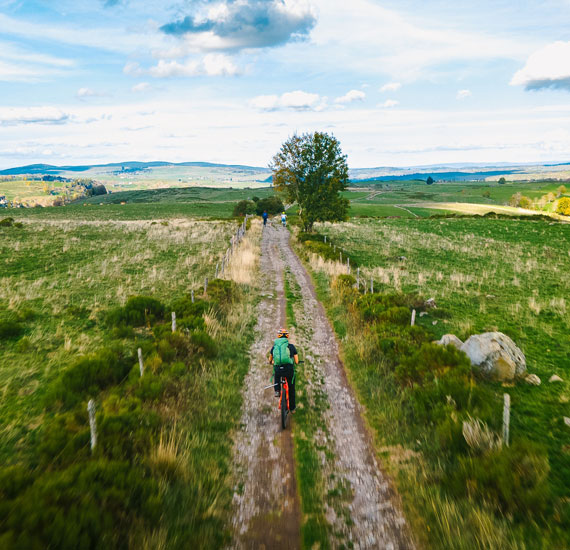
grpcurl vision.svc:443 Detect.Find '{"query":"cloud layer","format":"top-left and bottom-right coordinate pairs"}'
top-left (511, 41), bottom-right (570, 91)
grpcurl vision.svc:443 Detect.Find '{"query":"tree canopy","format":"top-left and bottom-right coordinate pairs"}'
top-left (270, 132), bottom-right (349, 231)
top-left (426, 176), bottom-right (434, 185)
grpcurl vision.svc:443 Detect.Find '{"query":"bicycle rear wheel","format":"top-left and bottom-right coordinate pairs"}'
top-left (281, 380), bottom-right (288, 430)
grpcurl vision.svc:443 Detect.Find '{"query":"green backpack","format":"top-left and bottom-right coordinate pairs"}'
top-left (273, 338), bottom-right (293, 366)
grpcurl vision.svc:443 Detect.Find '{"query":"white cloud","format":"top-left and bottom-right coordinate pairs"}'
top-left (0, 106), bottom-right (71, 126)
top-left (380, 99), bottom-right (399, 108)
top-left (380, 82), bottom-right (401, 92)
top-left (335, 89), bottom-right (366, 104)
top-left (511, 41), bottom-right (570, 90)
top-left (131, 82), bottom-right (150, 93)
top-left (250, 90), bottom-right (325, 111)
top-left (456, 89), bottom-right (472, 99)
top-left (77, 87), bottom-right (105, 98)
top-left (128, 54), bottom-right (240, 78)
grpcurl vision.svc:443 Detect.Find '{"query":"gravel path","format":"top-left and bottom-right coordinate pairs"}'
top-left (231, 224), bottom-right (414, 549)
top-left (230, 223), bottom-right (301, 549)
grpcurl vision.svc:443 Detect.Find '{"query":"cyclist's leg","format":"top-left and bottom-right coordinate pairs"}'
top-left (273, 365), bottom-right (280, 396)
top-left (286, 365), bottom-right (295, 410)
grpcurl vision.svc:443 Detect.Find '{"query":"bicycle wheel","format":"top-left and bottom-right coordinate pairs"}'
top-left (281, 379), bottom-right (288, 430)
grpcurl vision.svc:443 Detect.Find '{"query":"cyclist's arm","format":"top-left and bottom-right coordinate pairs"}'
top-left (293, 354), bottom-right (299, 365)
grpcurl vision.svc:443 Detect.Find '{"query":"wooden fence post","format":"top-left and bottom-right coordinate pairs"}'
top-left (411, 309), bottom-right (416, 326)
top-left (171, 311), bottom-right (176, 332)
top-left (370, 277), bottom-right (373, 294)
top-left (339, 251), bottom-right (342, 263)
top-left (324, 235), bottom-right (326, 243)
top-left (137, 347), bottom-right (144, 377)
top-left (88, 399), bottom-right (97, 452)
top-left (191, 290), bottom-right (194, 303)
top-left (204, 277), bottom-right (208, 295)
top-left (215, 263), bottom-right (219, 278)
top-left (503, 393), bottom-right (510, 446)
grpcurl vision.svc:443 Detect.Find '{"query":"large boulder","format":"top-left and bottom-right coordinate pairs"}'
top-left (460, 332), bottom-right (526, 381)
top-left (435, 334), bottom-right (463, 350)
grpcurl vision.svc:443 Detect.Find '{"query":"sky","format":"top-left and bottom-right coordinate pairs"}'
top-left (1, 0), bottom-right (570, 169)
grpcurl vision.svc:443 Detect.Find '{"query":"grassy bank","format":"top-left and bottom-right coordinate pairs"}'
top-left (293, 217), bottom-right (569, 549)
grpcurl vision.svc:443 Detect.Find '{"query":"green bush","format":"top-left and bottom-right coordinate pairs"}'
top-left (448, 440), bottom-right (551, 521)
top-left (233, 200), bottom-right (256, 217)
top-left (255, 196), bottom-right (284, 215)
top-left (206, 278), bottom-right (236, 307)
top-left (0, 318), bottom-right (23, 340)
top-left (46, 347), bottom-right (134, 408)
top-left (107, 296), bottom-right (165, 327)
top-left (0, 217), bottom-right (14, 227)
top-left (190, 330), bottom-right (218, 358)
top-left (0, 460), bottom-right (161, 550)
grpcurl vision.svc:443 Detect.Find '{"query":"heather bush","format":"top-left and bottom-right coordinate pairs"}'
top-left (107, 296), bottom-right (165, 327)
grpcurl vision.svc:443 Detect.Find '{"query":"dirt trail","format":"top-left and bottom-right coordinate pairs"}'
top-left (231, 224), bottom-right (414, 549)
top-left (231, 224), bottom-right (301, 549)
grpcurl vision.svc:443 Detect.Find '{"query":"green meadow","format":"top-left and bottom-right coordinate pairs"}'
top-left (298, 215), bottom-right (570, 549)
top-left (0, 206), bottom-right (261, 548)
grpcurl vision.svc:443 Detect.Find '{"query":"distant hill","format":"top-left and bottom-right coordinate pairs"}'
top-left (0, 161), bottom-right (268, 176)
top-left (1, 160), bottom-right (569, 183)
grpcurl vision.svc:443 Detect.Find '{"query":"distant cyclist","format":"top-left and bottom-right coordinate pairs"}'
top-left (281, 211), bottom-right (287, 227)
top-left (268, 328), bottom-right (298, 412)
top-left (262, 210), bottom-right (268, 226)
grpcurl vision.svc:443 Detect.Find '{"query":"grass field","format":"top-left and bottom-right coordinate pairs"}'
top-left (297, 216), bottom-right (570, 549)
top-left (0, 209), bottom-right (261, 548)
top-left (343, 180), bottom-right (569, 219)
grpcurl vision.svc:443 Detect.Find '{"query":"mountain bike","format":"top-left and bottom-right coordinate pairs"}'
top-left (264, 361), bottom-right (303, 430)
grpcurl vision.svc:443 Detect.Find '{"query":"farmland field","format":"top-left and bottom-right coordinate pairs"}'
top-left (298, 215), bottom-right (570, 549)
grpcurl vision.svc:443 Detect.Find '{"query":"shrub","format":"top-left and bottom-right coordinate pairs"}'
top-left (0, 460), bottom-right (161, 550)
top-left (255, 196), bottom-right (284, 215)
top-left (232, 200), bottom-right (256, 217)
top-left (448, 440), bottom-right (550, 521)
top-left (332, 274), bottom-right (356, 292)
top-left (46, 347), bottom-right (134, 408)
top-left (190, 330), bottom-right (218, 358)
top-left (557, 197), bottom-right (570, 216)
top-left (107, 296), bottom-right (165, 327)
top-left (206, 278), bottom-right (236, 307)
top-left (0, 217), bottom-right (14, 227)
top-left (0, 318), bottom-right (23, 340)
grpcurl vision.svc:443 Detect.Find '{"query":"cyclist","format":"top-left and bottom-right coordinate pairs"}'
top-left (281, 211), bottom-right (287, 227)
top-left (262, 210), bottom-right (268, 226)
top-left (269, 328), bottom-right (298, 412)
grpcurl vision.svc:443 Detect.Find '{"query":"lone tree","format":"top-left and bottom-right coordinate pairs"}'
top-left (498, 177), bottom-right (506, 185)
top-left (426, 176), bottom-right (434, 185)
top-left (270, 132), bottom-right (349, 231)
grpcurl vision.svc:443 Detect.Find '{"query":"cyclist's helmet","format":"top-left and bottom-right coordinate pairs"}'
top-left (277, 328), bottom-right (289, 338)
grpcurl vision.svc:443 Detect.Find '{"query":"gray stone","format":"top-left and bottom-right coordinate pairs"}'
top-left (425, 297), bottom-right (437, 308)
top-left (564, 417), bottom-right (570, 428)
top-left (525, 374), bottom-right (541, 386)
top-left (549, 374), bottom-right (563, 383)
top-left (435, 334), bottom-right (463, 349)
top-left (460, 332), bottom-right (526, 381)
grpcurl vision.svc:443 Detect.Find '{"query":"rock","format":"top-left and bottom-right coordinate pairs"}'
top-left (425, 298), bottom-right (437, 308)
top-left (460, 332), bottom-right (526, 381)
top-left (432, 320), bottom-right (438, 325)
top-left (525, 374), bottom-right (541, 386)
top-left (565, 417), bottom-right (570, 428)
top-left (419, 311), bottom-right (428, 317)
top-left (486, 294), bottom-right (496, 299)
top-left (435, 334), bottom-right (463, 349)
top-left (550, 374), bottom-right (563, 383)
top-left (398, 256), bottom-right (407, 261)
